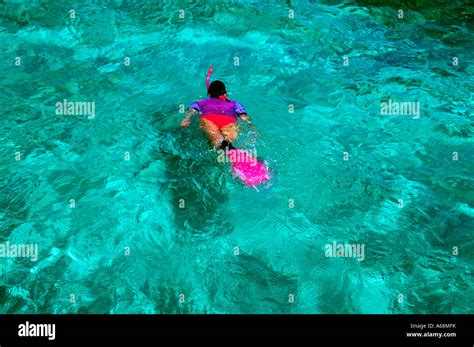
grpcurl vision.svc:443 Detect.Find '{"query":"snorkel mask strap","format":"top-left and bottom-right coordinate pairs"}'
top-left (206, 66), bottom-right (213, 89)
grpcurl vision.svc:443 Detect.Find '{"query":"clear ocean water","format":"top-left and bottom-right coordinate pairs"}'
top-left (0, 1), bottom-right (472, 314)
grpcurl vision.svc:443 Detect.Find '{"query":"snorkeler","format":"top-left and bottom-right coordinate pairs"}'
top-left (181, 67), bottom-right (270, 187)
top-left (180, 67), bottom-right (251, 150)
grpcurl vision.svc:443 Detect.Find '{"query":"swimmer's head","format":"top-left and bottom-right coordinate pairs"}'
top-left (208, 80), bottom-right (227, 98)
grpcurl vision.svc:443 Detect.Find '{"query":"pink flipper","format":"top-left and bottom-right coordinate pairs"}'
top-left (226, 149), bottom-right (270, 186)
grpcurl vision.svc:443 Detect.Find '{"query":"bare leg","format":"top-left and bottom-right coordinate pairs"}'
top-left (200, 118), bottom-right (224, 147)
top-left (220, 123), bottom-right (238, 143)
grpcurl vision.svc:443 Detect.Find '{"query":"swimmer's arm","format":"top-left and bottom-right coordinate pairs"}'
top-left (181, 108), bottom-right (198, 127)
top-left (237, 113), bottom-right (252, 124)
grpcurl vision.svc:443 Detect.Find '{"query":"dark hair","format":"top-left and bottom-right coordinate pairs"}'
top-left (208, 80), bottom-right (227, 98)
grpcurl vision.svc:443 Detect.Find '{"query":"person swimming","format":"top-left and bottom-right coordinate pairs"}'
top-left (180, 67), bottom-right (251, 150)
top-left (181, 67), bottom-right (270, 187)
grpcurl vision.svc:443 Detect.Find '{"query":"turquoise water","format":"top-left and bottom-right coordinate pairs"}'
top-left (0, 1), bottom-right (473, 314)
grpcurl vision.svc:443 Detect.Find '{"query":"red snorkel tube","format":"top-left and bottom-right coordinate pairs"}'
top-left (206, 66), bottom-right (226, 100)
top-left (206, 66), bottom-right (213, 89)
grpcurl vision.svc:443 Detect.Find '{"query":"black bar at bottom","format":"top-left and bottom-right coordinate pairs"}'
top-left (0, 314), bottom-right (471, 343)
